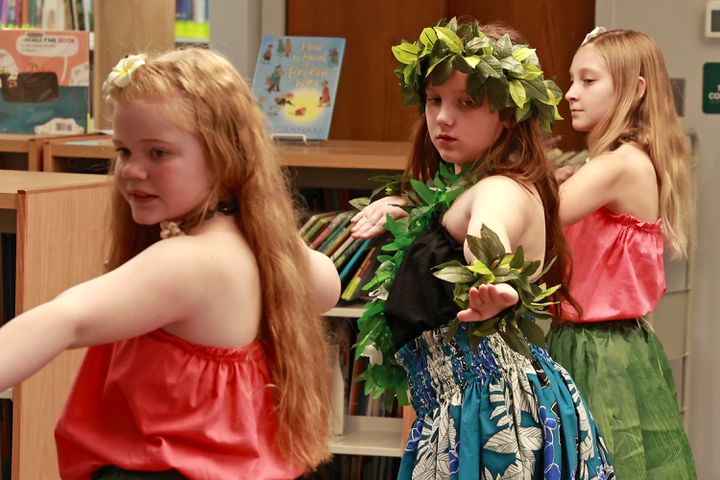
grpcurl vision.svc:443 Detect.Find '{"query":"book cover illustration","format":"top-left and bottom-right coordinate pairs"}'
top-left (251, 35), bottom-right (345, 141)
top-left (0, 29), bottom-right (89, 134)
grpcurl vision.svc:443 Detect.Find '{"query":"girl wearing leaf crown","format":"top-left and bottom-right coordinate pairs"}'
top-left (547, 28), bottom-right (696, 479)
top-left (0, 48), bottom-right (340, 479)
top-left (350, 19), bottom-right (614, 479)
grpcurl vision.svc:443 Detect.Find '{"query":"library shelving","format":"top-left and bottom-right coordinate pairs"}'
top-left (0, 134), bottom-right (48, 171)
top-left (1, 170), bottom-right (112, 479)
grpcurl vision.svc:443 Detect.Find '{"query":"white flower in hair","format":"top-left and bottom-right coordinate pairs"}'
top-left (581, 26), bottom-right (607, 46)
top-left (107, 54), bottom-right (146, 88)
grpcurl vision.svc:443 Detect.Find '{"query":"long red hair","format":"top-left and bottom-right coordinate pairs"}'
top-left (104, 48), bottom-right (331, 470)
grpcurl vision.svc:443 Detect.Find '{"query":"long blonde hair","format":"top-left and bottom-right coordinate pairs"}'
top-left (583, 30), bottom-right (694, 256)
top-left (104, 48), bottom-right (331, 469)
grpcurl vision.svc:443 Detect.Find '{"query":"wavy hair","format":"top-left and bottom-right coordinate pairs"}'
top-left (582, 29), bottom-right (694, 256)
top-left (104, 48), bottom-right (331, 470)
top-left (405, 21), bottom-right (578, 317)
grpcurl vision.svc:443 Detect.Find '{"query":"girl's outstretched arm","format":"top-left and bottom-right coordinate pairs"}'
top-left (452, 176), bottom-right (541, 322)
top-left (0, 236), bottom-right (233, 391)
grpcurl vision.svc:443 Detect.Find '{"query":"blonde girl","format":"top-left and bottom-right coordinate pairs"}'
top-left (548, 28), bottom-right (696, 479)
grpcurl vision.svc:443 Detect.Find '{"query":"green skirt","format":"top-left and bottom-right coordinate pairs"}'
top-left (546, 319), bottom-right (696, 480)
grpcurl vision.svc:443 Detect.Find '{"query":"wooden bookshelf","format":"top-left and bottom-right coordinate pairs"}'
top-left (0, 134), bottom-right (42, 171)
top-left (42, 135), bottom-right (115, 172)
top-left (41, 136), bottom-right (411, 173)
top-left (1, 171), bottom-right (112, 480)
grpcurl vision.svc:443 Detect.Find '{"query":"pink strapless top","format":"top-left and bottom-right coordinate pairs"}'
top-left (55, 329), bottom-right (302, 480)
top-left (562, 207), bottom-right (666, 322)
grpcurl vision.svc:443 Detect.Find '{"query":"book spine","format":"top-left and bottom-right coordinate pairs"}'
top-left (339, 238), bottom-right (370, 281)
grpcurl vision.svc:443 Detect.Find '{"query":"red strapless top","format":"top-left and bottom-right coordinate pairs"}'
top-left (562, 207), bottom-right (666, 322)
top-left (55, 329), bottom-right (302, 480)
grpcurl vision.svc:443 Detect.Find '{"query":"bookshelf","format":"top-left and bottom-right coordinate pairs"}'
top-left (0, 133), bottom-right (116, 172)
top-left (0, 134), bottom-right (43, 171)
top-left (1, 170), bottom-right (112, 480)
top-left (40, 135), bottom-right (410, 173)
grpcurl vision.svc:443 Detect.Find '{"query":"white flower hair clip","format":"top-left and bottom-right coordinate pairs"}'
top-left (581, 26), bottom-right (607, 46)
top-left (107, 54), bottom-right (146, 88)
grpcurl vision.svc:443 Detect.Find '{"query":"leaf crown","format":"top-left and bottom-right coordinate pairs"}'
top-left (392, 17), bottom-right (563, 131)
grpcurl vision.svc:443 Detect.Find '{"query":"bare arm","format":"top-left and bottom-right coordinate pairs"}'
top-left (0, 237), bottom-right (225, 390)
top-left (305, 244), bottom-right (341, 314)
top-left (559, 152), bottom-right (626, 226)
top-left (454, 176), bottom-right (540, 322)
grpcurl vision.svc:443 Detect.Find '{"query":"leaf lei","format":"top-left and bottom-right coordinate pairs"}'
top-left (354, 162), bottom-right (471, 407)
top-left (354, 163), bottom-right (561, 405)
top-left (391, 17), bottom-right (563, 131)
top-left (433, 226), bottom-right (559, 358)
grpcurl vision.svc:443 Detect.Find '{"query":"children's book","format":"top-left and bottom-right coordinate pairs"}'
top-left (251, 35), bottom-right (345, 141)
top-left (0, 29), bottom-right (90, 134)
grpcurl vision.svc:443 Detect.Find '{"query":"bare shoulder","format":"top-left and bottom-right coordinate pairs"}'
top-left (588, 144), bottom-right (653, 177)
top-left (124, 231), bottom-right (258, 297)
top-left (470, 174), bottom-right (538, 210)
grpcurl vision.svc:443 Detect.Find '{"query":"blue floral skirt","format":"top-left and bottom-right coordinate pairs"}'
top-left (395, 325), bottom-right (615, 479)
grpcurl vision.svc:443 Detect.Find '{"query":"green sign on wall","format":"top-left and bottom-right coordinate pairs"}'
top-left (703, 63), bottom-right (720, 114)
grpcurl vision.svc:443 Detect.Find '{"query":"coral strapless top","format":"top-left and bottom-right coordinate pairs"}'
top-left (55, 329), bottom-right (302, 480)
top-left (562, 207), bottom-right (666, 322)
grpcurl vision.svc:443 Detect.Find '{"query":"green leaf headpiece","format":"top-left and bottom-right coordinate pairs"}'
top-left (392, 17), bottom-right (563, 131)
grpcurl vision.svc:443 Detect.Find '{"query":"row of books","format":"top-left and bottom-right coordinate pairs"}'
top-left (300, 210), bottom-right (381, 303)
top-left (0, 0), bottom-right (91, 31)
top-left (0, 0), bottom-right (208, 42)
top-left (307, 454), bottom-right (400, 480)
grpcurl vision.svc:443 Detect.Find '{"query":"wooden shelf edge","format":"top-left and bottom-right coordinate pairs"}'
top-left (0, 388), bottom-right (12, 400)
top-left (329, 416), bottom-right (403, 458)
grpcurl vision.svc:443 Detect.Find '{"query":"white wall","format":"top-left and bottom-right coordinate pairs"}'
top-left (597, 1), bottom-right (720, 478)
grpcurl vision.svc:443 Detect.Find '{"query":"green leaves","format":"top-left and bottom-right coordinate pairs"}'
top-left (432, 225), bottom-right (559, 358)
top-left (353, 161), bottom-right (473, 404)
top-left (392, 42), bottom-right (420, 64)
top-left (391, 16), bottom-right (563, 131)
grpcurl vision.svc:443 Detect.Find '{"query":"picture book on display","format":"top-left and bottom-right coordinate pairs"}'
top-left (251, 35), bottom-right (345, 141)
top-left (0, 28), bottom-right (90, 134)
